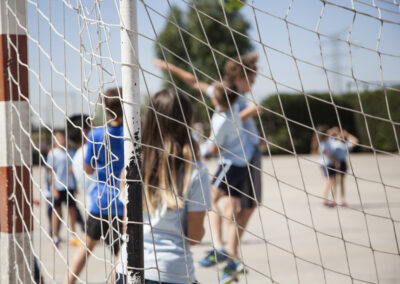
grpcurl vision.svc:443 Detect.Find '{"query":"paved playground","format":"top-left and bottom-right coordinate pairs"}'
top-left (32, 153), bottom-right (400, 283)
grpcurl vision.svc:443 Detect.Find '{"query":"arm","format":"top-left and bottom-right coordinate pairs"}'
top-left (343, 130), bottom-right (359, 147)
top-left (48, 168), bottom-right (60, 200)
top-left (186, 211), bottom-right (206, 246)
top-left (152, 58), bottom-right (210, 94)
top-left (84, 130), bottom-right (95, 175)
top-left (200, 135), bottom-right (222, 158)
top-left (210, 145), bottom-right (218, 155)
top-left (84, 162), bottom-right (94, 175)
top-left (239, 102), bottom-right (263, 122)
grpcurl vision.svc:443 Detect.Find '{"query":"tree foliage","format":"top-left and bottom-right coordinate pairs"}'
top-left (259, 90), bottom-right (400, 154)
top-left (155, 0), bottom-right (252, 121)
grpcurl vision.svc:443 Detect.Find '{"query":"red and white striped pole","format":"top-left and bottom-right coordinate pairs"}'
top-left (0, 0), bottom-right (33, 282)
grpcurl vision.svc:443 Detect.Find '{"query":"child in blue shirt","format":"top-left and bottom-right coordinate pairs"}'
top-left (65, 88), bottom-right (124, 284)
top-left (200, 82), bottom-right (259, 281)
top-left (329, 127), bottom-right (358, 206)
top-left (46, 129), bottom-right (77, 247)
top-left (317, 125), bottom-right (340, 207)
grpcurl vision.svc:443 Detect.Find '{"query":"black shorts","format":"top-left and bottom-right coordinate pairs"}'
top-left (241, 149), bottom-right (262, 209)
top-left (86, 213), bottom-right (123, 254)
top-left (53, 190), bottom-right (76, 208)
top-left (338, 160), bottom-right (347, 175)
top-left (212, 163), bottom-right (250, 198)
top-left (322, 161), bottom-right (347, 177)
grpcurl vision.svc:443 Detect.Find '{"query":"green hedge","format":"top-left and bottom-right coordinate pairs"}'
top-left (258, 89), bottom-right (400, 154)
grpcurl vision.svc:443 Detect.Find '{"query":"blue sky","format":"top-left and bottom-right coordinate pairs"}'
top-left (24, 0), bottom-right (400, 127)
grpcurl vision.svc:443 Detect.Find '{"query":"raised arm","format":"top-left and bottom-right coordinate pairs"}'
top-left (152, 58), bottom-right (210, 94)
top-left (343, 130), bottom-right (359, 147)
top-left (239, 102), bottom-right (263, 122)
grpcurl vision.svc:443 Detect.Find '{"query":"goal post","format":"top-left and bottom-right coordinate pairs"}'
top-left (120, 0), bottom-right (144, 283)
top-left (0, 0), bottom-right (33, 282)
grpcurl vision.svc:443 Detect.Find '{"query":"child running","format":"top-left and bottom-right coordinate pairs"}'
top-left (153, 53), bottom-right (262, 282)
top-left (65, 88), bottom-right (124, 284)
top-left (116, 89), bottom-right (211, 284)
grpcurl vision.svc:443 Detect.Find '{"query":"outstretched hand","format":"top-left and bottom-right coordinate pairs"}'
top-left (152, 58), bottom-right (168, 71)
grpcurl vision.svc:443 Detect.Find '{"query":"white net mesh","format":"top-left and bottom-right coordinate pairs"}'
top-left (2, 0), bottom-right (400, 283)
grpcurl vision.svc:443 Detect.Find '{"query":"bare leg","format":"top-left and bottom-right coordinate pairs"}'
top-left (53, 207), bottom-right (62, 239)
top-left (322, 177), bottom-right (330, 203)
top-left (209, 187), bottom-right (226, 249)
top-left (68, 207), bottom-right (77, 234)
top-left (64, 235), bottom-right (98, 284)
top-left (237, 208), bottom-right (255, 239)
top-left (340, 175), bottom-right (346, 205)
top-left (330, 175), bottom-right (337, 203)
top-left (322, 175), bottom-right (336, 205)
top-left (224, 197), bottom-right (241, 260)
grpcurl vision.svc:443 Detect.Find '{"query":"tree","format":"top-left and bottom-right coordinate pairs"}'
top-left (155, 0), bottom-right (253, 122)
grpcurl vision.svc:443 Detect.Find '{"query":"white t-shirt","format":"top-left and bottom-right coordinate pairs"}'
top-left (200, 103), bottom-right (253, 167)
top-left (319, 138), bottom-right (334, 166)
top-left (72, 144), bottom-right (96, 208)
top-left (206, 85), bottom-right (260, 147)
top-left (330, 139), bottom-right (353, 162)
top-left (117, 161), bottom-right (211, 284)
top-left (46, 148), bottom-right (76, 191)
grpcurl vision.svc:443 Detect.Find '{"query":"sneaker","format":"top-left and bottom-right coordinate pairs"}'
top-left (220, 261), bottom-right (244, 284)
top-left (69, 238), bottom-right (81, 246)
top-left (53, 237), bottom-right (61, 248)
top-left (198, 249), bottom-right (228, 267)
top-left (323, 201), bottom-right (335, 208)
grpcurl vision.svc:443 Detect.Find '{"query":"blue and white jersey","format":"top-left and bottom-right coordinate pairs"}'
top-left (236, 95), bottom-right (260, 147)
top-left (201, 103), bottom-right (254, 167)
top-left (206, 85), bottom-right (259, 159)
top-left (319, 138), bottom-right (334, 166)
top-left (117, 162), bottom-right (211, 284)
top-left (331, 139), bottom-right (353, 162)
top-left (46, 148), bottom-right (76, 191)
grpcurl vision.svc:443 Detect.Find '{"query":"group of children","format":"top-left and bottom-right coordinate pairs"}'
top-left (43, 53), bottom-right (263, 284)
top-left (317, 125), bottom-right (358, 207)
top-left (44, 51), bottom-right (360, 284)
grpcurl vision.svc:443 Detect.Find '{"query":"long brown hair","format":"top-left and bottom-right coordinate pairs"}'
top-left (212, 80), bottom-right (238, 109)
top-left (104, 87), bottom-right (123, 119)
top-left (142, 89), bottom-right (199, 213)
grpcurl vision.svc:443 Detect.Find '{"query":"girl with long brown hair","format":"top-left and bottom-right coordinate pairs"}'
top-left (117, 89), bottom-right (211, 284)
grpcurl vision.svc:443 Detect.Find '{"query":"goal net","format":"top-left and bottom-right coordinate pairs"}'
top-left (1, 0), bottom-right (399, 283)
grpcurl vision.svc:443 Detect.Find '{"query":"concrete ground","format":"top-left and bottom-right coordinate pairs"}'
top-left (31, 153), bottom-right (400, 283)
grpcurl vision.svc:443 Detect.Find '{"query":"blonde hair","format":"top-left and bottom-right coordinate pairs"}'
top-left (142, 89), bottom-right (199, 213)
